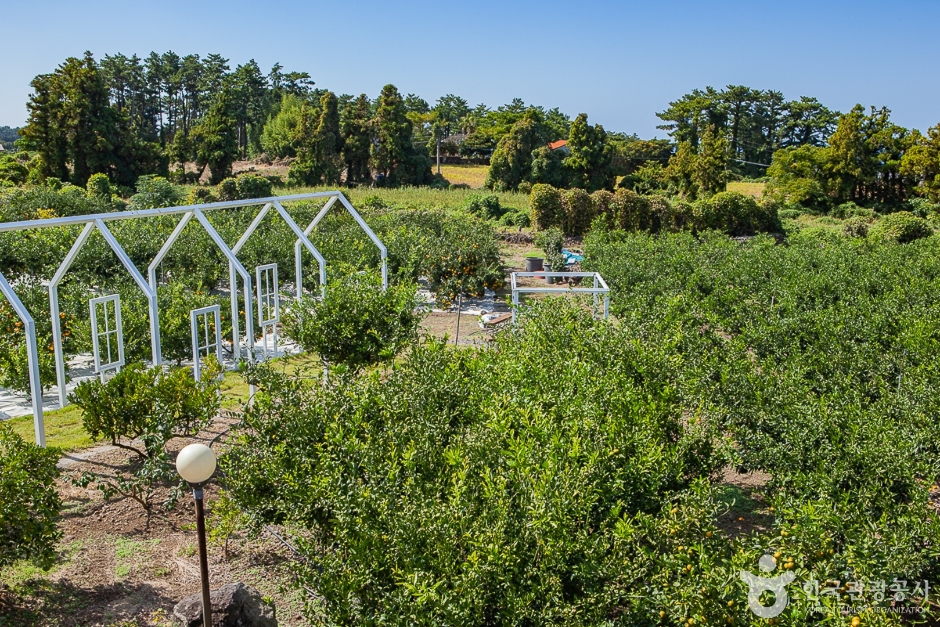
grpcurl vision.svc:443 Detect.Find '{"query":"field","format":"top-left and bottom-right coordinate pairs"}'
top-left (2, 183), bottom-right (940, 627)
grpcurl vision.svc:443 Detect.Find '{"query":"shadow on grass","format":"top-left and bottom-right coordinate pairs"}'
top-left (0, 579), bottom-right (176, 627)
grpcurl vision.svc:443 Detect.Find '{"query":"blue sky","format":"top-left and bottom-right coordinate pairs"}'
top-left (2, 0), bottom-right (938, 137)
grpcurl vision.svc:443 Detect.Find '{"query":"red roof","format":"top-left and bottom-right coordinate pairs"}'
top-left (548, 140), bottom-right (568, 150)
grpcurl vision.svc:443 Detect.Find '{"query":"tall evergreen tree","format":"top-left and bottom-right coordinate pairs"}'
top-left (564, 113), bottom-right (614, 191)
top-left (342, 94), bottom-right (373, 185)
top-left (372, 85), bottom-right (431, 187)
top-left (191, 87), bottom-right (238, 184)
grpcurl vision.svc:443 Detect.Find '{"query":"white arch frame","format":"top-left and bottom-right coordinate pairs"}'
top-left (293, 196), bottom-right (388, 295)
top-left (0, 191), bottom-right (380, 446)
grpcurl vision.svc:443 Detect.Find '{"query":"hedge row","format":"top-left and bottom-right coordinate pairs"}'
top-left (530, 184), bottom-right (781, 236)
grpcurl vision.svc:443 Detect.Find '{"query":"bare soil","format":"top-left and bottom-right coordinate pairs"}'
top-left (0, 420), bottom-right (308, 627)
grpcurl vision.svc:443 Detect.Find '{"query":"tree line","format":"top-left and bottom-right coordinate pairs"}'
top-left (8, 51), bottom-right (940, 212)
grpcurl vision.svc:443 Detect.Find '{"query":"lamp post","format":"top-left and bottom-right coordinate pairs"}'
top-left (176, 443), bottom-right (217, 627)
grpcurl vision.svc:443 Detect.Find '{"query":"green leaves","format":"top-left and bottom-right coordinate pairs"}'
top-left (282, 270), bottom-right (422, 372)
top-left (0, 423), bottom-right (61, 571)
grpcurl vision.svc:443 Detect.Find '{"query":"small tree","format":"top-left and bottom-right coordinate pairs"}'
top-left (282, 271), bottom-right (422, 375)
top-left (0, 423), bottom-right (62, 571)
top-left (69, 361), bottom-right (222, 511)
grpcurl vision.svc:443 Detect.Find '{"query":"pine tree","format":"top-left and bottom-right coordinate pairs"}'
top-left (342, 94), bottom-right (373, 185)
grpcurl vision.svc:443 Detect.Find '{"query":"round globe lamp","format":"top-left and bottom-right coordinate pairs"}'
top-left (176, 443), bottom-right (217, 627)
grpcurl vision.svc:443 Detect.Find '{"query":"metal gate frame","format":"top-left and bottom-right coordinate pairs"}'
top-left (255, 263), bottom-right (279, 360)
top-left (292, 196), bottom-right (389, 295)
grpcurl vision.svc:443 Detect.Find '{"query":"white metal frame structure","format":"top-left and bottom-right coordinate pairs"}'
top-left (190, 305), bottom-right (222, 381)
top-left (0, 191), bottom-right (382, 446)
top-left (51, 220), bottom-right (160, 408)
top-left (510, 272), bottom-right (611, 323)
top-left (0, 272), bottom-right (45, 446)
top-left (89, 294), bottom-right (125, 381)
top-left (293, 195), bottom-right (389, 294)
top-left (255, 263), bottom-right (279, 360)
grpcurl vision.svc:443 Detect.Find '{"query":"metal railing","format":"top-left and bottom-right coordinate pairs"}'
top-left (510, 271), bottom-right (610, 323)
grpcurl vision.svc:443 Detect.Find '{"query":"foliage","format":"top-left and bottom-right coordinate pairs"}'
top-left (127, 175), bottom-right (184, 210)
top-left (69, 360), bottom-right (221, 460)
top-left (693, 190), bottom-right (780, 235)
top-left (192, 87), bottom-right (238, 184)
top-left (0, 154), bottom-right (29, 186)
top-left (485, 109), bottom-right (551, 192)
top-left (282, 270), bottom-right (421, 372)
top-left (868, 210), bottom-right (932, 243)
top-left (223, 302), bottom-right (725, 625)
top-left (0, 423), bottom-right (62, 571)
top-left (529, 183), bottom-right (562, 230)
top-left (842, 215), bottom-right (870, 238)
top-left (461, 194), bottom-right (505, 220)
top-left (564, 113), bottom-right (615, 191)
top-left (371, 85), bottom-right (433, 187)
top-left (657, 85), bottom-right (838, 177)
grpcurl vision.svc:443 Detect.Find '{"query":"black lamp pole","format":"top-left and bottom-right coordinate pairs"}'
top-left (193, 485), bottom-right (212, 627)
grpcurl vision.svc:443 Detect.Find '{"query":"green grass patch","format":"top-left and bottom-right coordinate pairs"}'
top-left (277, 184), bottom-right (530, 214)
top-left (6, 404), bottom-right (95, 450)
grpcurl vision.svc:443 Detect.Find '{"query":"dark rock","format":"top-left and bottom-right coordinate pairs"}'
top-left (173, 582), bottom-right (277, 627)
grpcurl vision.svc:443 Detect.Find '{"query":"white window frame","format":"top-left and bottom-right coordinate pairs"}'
top-left (256, 263), bottom-right (279, 359)
top-left (89, 294), bottom-right (125, 381)
top-left (190, 304), bottom-right (222, 381)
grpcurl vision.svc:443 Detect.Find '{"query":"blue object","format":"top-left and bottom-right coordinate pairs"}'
top-left (561, 249), bottom-right (584, 265)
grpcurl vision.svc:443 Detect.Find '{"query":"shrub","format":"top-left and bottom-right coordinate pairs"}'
top-left (869, 210), bottom-right (932, 243)
top-left (0, 424), bottom-right (61, 571)
top-left (0, 154), bottom-right (28, 186)
top-left (186, 186), bottom-right (217, 205)
top-left (510, 210), bottom-right (531, 228)
top-left (561, 187), bottom-right (594, 235)
top-left (693, 190), bottom-right (779, 235)
top-left (842, 215), bottom-right (870, 238)
top-left (70, 361), bottom-right (221, 460)
top-left (281, 270), bottom-right (422, 373)
top-left (223, 302), bottom-right (725, 626)
top-left (906, 197), bottom-right (938, 219)
top-left (778, 208), bottom-right (802, 219)
top-left (611, 188), bottom-right (653, 231)
top-left (127, 175), bottom-right (184, 211)
top-left (86, 173), bottom-right (112, 201)
top-left (216, 177), bottom-right (239, 202)
top-left (529, 183), bottom-right (562, 230)
top-left (235, 173), bottom-right (273, 200)
top-left (462, 194), bottom-right (505, 220)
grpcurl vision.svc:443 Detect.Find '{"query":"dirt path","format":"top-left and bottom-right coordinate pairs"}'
top-left (0, 420), bottom-right (308, 627)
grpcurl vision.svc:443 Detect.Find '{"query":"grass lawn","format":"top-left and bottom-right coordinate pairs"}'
top-left (276, 182), bottom-right (529, 214)
top-left (727, 181), bottom-right (765, 198)
top-left (435, 163), bottom-right (490, 188)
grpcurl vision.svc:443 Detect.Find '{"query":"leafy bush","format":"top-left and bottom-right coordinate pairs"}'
top-left (0, 180), bottom-right (110, 220)
top-left (127, 175), bottom-right (185, 211)
top-left (281, 270), bottom-right (421, 373)
top-left (693, 190), bottom-right (780, 235)
top-left (778, 208), bottom-right (802, 219)
top-left (0, 154), bottom-right (29, 186)
top-left (70, 361), bottom-right (221, 460)
top-left (0, 424), bottom-right (61, 571)
top-left (905, 197), bottom-right (938, 219)
top-left (529, 183), bottom-right (562, 230)
top-left (85, 173), bottom-right (112, 201)
top-left (235, 173), bottom-right (273, 200)
top-left (186, 186), bottom-right (217, 205)
top-left (224, 301), bottom-right (724, 625)
top-left (216, 177), bottom-right (239, 202)
top-left (561, 187), bottom-right (595, 235)
top-left (842, 215), bottom-right (870, 238)
top-left (462, 194), bottom-right (505, 220)
top-left (869, 210), bottom-right (932, 243)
